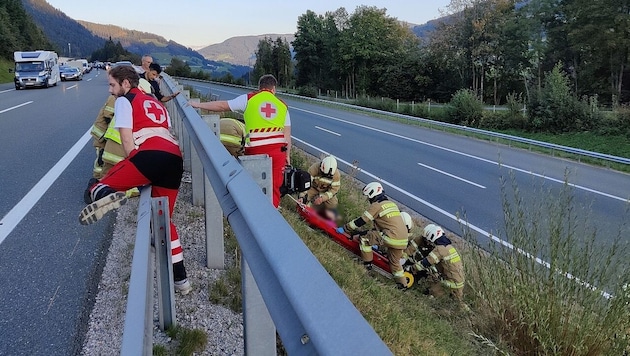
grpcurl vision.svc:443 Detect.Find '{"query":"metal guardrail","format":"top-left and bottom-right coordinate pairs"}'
top-left (123, 74), bottom-right (393, 354)
top-left (179, 77), bottom-right (630, 167)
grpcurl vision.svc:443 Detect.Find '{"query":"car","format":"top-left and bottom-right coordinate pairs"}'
top-left (60, 66), bottom-right (83, 81)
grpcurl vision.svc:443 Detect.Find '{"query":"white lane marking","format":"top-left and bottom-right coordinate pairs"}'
top-left (0, 88), bottom-right (15, 94)
top-left (87, 78), bottom-right (92, 81)
top-left (417, 162), bottom-right (486, 188)
top-left (0, 101), bottom-right (33, 114)
top-left (293, 136), bottom-right (613, 299)
top-left (315, 126), bottom-right (341, 136)
top-left (292, 107), bottom-right (628, 202)
top-left (66, 84), bottom-right (78, 89)
top-left (0, 129), bottom-right (92, 245)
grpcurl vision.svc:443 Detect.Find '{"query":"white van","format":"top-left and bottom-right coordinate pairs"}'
top-left (13, 50), bottom-right (61, 90)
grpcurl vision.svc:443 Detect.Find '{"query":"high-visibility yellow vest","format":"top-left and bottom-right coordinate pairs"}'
top-left (104, 117), bottom-right (122, 144)
top-left (243, 90), bottom-right (288, 147)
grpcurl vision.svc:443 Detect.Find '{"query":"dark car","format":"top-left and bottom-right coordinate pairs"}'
top-left (60, 66), bottom-right (83, 81)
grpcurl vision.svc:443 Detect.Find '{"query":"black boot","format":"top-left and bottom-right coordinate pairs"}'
top-left (84, 178), bottom-right (99, 204)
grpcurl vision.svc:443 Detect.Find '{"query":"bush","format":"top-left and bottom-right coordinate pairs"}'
top-left (297, 85), bottom-right (318, 98)
top-left (445, 89), bottom-right (484, 126)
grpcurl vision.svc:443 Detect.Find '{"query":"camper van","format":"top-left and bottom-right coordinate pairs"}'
top-left (13, 50), bottom-right (61, 90)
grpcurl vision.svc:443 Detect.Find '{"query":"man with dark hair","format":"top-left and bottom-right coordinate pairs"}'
top-left (142, 62), bottom-right (180, 103)
top-left (79, 65), bottom-right (191, 294)
top-left (188, 74), bottom-right (291, 207)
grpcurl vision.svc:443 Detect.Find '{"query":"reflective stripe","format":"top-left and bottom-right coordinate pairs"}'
top-left (378, 206), bottom-right (399, 218)
top-left (443, 248), bottom-right (461, 264)
top-left (383, 235), bottom-right (408, 248)
top-left (363, 211), bottom-right (375, 221)
top-left (247, 137), bottom-right (286, 147)
top-left (220, 134), bottom-right (243, 145)
top-left (104, 105), bottom-right (114, 113)
top-left (102, 151), bottom-right (123, 165)
top-left (133, 127), bottom-right (178, 147)
top-left (91, 125), bottom-right (106, 139)
top-left (442, 280), bottom-right (465, 289)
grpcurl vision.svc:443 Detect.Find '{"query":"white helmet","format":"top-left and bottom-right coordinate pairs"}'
top-left (400, 212), bottom-right (413, 232)
top-left (423, 224), bottom-right (444, 243)
top-left (320, 156), bottom-right (337, 176)
top-left (362, 182), bottom-right (383, 199)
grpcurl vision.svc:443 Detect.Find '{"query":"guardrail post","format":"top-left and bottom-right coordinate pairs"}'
top-left (202, 115), bottom-right (224, 269)
top-left (121, 187), bottom-right (154, 356)
top-left (240, 154), bottom-right (276, 356)
top-left (153, 196), bottom-right (176, 331)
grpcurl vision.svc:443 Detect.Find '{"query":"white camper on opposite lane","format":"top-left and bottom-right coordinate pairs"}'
top-left (13, 50), bottom-right (61, 90)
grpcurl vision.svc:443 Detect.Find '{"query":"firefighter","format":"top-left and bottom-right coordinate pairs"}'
top-left (220, 118), bottom-right (245, 158)
top-left (337, 182), bottom-right (410, 289)
top-left (300, 156), bottom-right (341, 221)
top-left (409, 224), bottom-right (466, 305)
top-left (89, 95), bottom-right (116, 179)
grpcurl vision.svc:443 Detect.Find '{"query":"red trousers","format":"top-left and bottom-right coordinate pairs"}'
top-left (245, 144), bottom-right (287, 208)
top-left (97, 148), bottom-right (184, 263)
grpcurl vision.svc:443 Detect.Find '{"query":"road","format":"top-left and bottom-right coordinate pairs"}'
top-left (184, 79), bottom-right (630, 263)
top-left (0, 75), bottom-right (628, 354)
top-left (0, 71), bottom-right (116, 356)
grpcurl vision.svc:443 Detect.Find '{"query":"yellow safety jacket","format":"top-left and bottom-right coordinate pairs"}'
top-left (243, 90), bottom-right (288, 148)
top-left (90, 96), bottom-right (116, 146)
top-left (101, 117), bottom-right (125, 165)
top-left (220, 118), bottom-right (245, 157)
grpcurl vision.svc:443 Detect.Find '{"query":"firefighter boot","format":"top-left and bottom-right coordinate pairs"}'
top-left (79, 184), bottom-right (127, 225)
top-left (83, 178), bottom-right (99, 204)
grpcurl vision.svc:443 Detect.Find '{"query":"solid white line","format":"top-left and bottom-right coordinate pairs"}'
top-left (315, 126), bottom-right (341, 136)
top-left (292, 107), bottom-right (627, 202)
top-left (293, 136), bottom-right (612, 299)
top-left (417, 162), bottom-right (486, 188)
top-left (0, 101), bottom-right (33, 114)
top-left (0, 129), bottom-right (92, 245)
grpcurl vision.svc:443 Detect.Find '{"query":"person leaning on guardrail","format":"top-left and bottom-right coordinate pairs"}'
top-left (188, 74), bottom-right (291, 208)
top-left (79, 65), bottom-right (192, 295)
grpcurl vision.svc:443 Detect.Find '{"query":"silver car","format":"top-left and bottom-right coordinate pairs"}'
top-left (60, 66), bottom-right (83, 81)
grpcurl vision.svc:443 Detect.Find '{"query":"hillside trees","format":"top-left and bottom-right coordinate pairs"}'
top-left (252, 37), bottom-right (292, 88)
top-left (90, 38), bottom-right (140, 63)
top-left (0, 0), bottom-right (53, 59)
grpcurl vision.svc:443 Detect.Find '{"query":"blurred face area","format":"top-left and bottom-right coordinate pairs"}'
top-left (108, 74), bottom-right (130, 97)
top-left (147, 70), bottom-right (160, 81)
top-left (141, 56), bottom-right (153, 71)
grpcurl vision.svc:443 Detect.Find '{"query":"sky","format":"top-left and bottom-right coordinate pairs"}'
top-left (44, 0), bottom-right (452, 48)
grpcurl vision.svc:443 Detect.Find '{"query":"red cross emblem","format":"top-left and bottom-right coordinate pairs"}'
top-left (144, 100), bottom-right (166, 124)
top-left (259, 102), bottom-right (277, 119)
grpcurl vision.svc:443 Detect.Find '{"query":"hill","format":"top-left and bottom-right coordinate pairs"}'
top-left (197, 34), bottom-right (296, 67)
top-left (21, 0), bottom-right (104, 58)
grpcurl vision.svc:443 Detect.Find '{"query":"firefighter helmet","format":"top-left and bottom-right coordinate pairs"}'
top-left (401, 212), bottom-right (413, 232)
top-left (320, 156), bottom-right (337, 176)
top-left (423, 224), bottom-right (443, 243)
top-left (362, 182), bottom-right (383, 199)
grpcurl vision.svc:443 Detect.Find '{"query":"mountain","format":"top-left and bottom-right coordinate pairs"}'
top-left (21, 0), bottom-right (105, 58)
top-left (198, 34), bottom-right (296, 67)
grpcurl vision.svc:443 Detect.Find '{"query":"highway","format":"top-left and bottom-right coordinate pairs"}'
top-left (0, 71), bottom-right (115, 355)
top-left (0, 74), bottom-right (628, 355)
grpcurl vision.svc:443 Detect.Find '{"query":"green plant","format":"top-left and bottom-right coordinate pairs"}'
top-left (464, 170), bottom-right (630, 354)
top-left (162, 325), bottom-right (207, 356)
top-left (446, 89), bottom-right (484, 126)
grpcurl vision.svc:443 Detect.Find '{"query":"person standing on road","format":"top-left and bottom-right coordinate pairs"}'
top-left (79, 65), bottom-right (191, 294)
top-left (188, 74), bottom-right (291, 207)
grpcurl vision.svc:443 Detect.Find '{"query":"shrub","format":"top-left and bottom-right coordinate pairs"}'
top-left (297, 85), bottom-right (318, 98)
top-left (445, 89), bottom-right (484, 126)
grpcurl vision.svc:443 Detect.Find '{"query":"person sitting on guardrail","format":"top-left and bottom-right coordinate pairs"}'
top-left (79, 65), bottom-right (192, 295)
top-left (336, 182), bottom-right (410, 290)
top-left (188, 74), bottom-right (291, 208)
top-left (299, 155), bottom-right (341, 221)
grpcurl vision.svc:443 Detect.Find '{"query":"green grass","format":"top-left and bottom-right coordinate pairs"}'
top-left (0, 58), bottom-right (14, 84)
top-left (156, 325), bottom-right (207, 356)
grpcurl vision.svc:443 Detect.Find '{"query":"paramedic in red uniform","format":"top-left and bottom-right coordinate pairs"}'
top-left (189, 74), bottom-right (291, 207)
top-left (79, 65), bottom-right (191, 294)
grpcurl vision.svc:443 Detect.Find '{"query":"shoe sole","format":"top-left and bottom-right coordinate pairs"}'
top-left (79, 192), bottom-right (127, 225)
